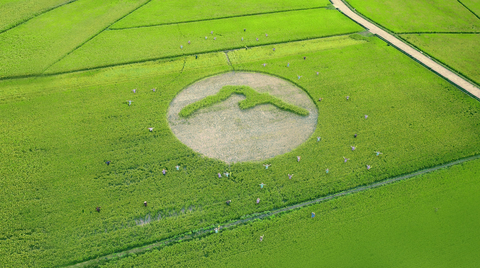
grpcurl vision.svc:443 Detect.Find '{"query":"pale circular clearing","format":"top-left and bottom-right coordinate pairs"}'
top-left (167, 72), bottom-right (318, 163)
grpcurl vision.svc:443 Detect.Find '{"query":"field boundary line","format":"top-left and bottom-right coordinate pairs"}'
top-left (0, 0), bottom-right (79, 35)
top-left (0, 32), bottom-right (360, 81)
top-left (109, 7), bottom-right (328, 31)
top-left (66, 153), bottom-right (480, 267)
top-left (394, 35), bottom-right (480, 90)
top-left (457, 0), bottom-right (480, 20)
top-left (40, 0), bottom-right (154, 75)
top-left (396, 31), bottom-right (480, 34)
top-left (331, 0), bottom-right (480, 100)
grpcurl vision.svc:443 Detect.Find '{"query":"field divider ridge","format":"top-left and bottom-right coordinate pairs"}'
top-left (457, 0), bottom-right (480, 20)
top-left (0, 0), bottom-right (79, 35)
top-left (66, 153), bottom-right (480, 268)
top-left (0, 32), bottom-right (360, 81)
top-left (395, 31), bottom-right (480, 34)
top-left (40, 0), bottom-right (154, 75)
top-left (331, 0), bottom-right (480, 100)
top-left (109, 6), bottom-right (328, 30)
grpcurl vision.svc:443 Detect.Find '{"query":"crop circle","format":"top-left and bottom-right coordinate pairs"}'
top-left (167, 72), bottom-right (317, 163)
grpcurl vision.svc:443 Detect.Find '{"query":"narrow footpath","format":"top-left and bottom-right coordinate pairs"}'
top-left (331, 0), bottom-right (480, 99)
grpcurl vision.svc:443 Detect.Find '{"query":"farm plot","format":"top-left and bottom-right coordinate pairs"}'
top-left (45, 8), bottom-right (364, 74)
top-left (0, 0), bottom-right (148, 78)
top-left (1, 35), bottom-right (480, 267)
top-left (401, 33), bottom-right (480, 85)
top-left (111, 0), bottom-right (330, 29)
top-left (0, 0), bottom-right (70, 32)
top-left (96, 158), bottom-right (480, 267)
top-left (345, 0), bottom-right (480, 33)
top-left (460, 0), bottom-right (480, 17)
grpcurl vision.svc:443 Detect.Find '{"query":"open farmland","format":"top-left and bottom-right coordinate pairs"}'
top-left (0, 0), bottom-right (70, 32)
top-left (460, 0), bottom-right (480, 17)
top-left (45, 9), bottom-right (363, 74)
top-left (95, 157), bottom-right (480, 267)
top-left (344, 0), bottom-right (480, 33)
top-left (111, 0), bottom-right (330, 29)
top-left (2, 33), bottom-right (480, 266)
top-left (401, 34), bottom-right (480, 85)
top-left (1, 0), bottom-right (480, 267)
top-left (0, 0), bottom-right (149, 78)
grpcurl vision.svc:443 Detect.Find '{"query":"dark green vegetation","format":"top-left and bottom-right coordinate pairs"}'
top-left (401, 33), bottom-right (480, 85)
top-left (345, 0), bottom-right (480, 32)
top-left (97, 157), bottom-right (480, 267)
top-left (2, 34), bottom-right (480, 266)
top-left (178, 85), bottom-right (309, 117)
top-left (111, 0), bottom-right (330, 29)
top-left (45, 8), bottom-right (363, 74)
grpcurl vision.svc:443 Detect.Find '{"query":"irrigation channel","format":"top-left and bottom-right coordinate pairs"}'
top-left (68, 153), bottom-right (480, 267)
top-left (331, 0), bottom-right (480, 100)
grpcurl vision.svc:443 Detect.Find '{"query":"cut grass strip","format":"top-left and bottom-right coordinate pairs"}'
top-left (179, 85), bottom-right (309, 117)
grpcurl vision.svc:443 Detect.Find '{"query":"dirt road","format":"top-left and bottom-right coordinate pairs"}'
top-left (331, 0), bottom-right (480, 100)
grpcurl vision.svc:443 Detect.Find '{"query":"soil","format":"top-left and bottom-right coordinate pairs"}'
top-left (167, 72), bottom-right (318, 163)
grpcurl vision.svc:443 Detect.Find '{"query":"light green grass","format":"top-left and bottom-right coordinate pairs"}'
top-left (345, 0), bottom-right (480, 32)
top-left (401, 33), bottom-right (480, 85)
top-left (0, 0), bottom-right (148, 78)
top-left (111, 0), bottom-right (330, 29)
top-left (0, 0), bottom-right (70, 32)
top-left (97, 158), bottom-right (480, 267)
top-left (2, 36), bottom-right (480, 266)
top-left (45, 9), bottom-right (364, 74)
top-left (179, 85), bottom-right (309, 117)
top-left (461, 0), bottom-right (480, 17)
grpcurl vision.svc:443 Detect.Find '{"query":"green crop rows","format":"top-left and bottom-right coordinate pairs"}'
top-left (45, 8), bottom-right (363, 74)
top-left (0, 0), bottom-right (69, 32)
top-left (2, 34), bottom-right (480, 266)
top-left (179, 85), bottom-right (309, 117)
top-left (401, 33), bottom-right (480, 85)
top-left (111, 0), bottom-right (330, 29)
top-left (345, 0), bottom-right (480, 33)
top-left (1, 0), bottom-right (479, 267)
top-left (96, 157), bottom-right (480, 267)
top-left (0, 0), bottom-right (149, 78)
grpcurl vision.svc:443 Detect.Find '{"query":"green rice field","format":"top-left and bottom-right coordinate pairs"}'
top-left (1, 0), bottom-right (479, 267)
top-left (401, 33), bottom-right (480, 85)
top-left (345, 0), bottom-right (480, 33)
top-left (45, 9), bottom-right (363, 74)
top-left (0, 0), bottom-right (70, 32)
top-left (96, 157), bottom-right (480, 267)
top-left (111, 0), bottom-right (330, 29)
